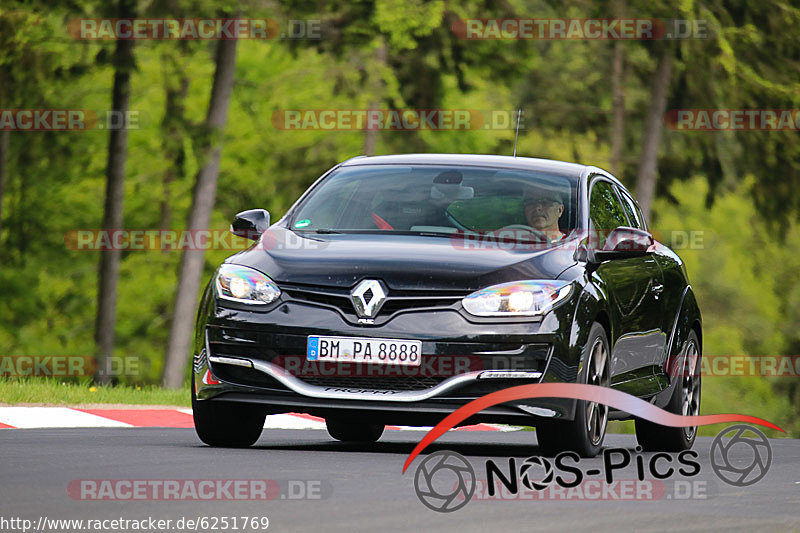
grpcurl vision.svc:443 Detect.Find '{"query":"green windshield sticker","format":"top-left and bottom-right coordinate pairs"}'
top-left (294, 219), bottom-right (311, 228)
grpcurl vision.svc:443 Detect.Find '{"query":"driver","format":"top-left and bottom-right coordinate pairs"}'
top-left (522, 185), bottom-right (566, 242)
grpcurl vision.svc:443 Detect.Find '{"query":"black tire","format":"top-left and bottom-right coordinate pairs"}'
top-left (536, 322), bottom-right (610, 458)
top-left (326, 418), bottom-right (384, 443)
top-left (635, 330), bottom-right (701, 452)
top-left (192, 374), bottom-right (267, 447)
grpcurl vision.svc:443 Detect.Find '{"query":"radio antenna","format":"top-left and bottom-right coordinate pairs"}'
top-left (513, 108), bottom-right (522, 158)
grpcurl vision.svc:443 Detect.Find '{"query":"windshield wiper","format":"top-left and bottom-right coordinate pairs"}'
top-left (297, 228), bottom-right (479, 239)
top-left (301, 228), bottom-right (343, 234)
top-left (411, 231), bottom-right (458, 238)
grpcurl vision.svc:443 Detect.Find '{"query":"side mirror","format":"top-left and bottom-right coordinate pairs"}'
top-left (590, 226), bottom-right (654, 263)
top-left (231, 209), bottom-right (270, 240)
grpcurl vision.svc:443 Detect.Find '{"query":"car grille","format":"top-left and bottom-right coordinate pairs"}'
top-left (296, 375), bottom-right (447, 392)
top-left (278, 282), bottom-right (465, 319)
top-left (193, 349), bottom-right (208, 373)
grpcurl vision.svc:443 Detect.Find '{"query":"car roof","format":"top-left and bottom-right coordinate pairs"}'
top-left (339, 153), bottom-right (588, 178)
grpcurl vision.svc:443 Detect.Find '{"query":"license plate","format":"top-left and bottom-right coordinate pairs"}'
top-left (307, 335), bottom-right (421, 366)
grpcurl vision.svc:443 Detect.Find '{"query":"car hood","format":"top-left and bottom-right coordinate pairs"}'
top-left (225, 226), bottom-right (577, 291)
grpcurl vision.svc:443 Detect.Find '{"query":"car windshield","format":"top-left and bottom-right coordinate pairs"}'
top-left (290, 164), bottom-right (578, 245)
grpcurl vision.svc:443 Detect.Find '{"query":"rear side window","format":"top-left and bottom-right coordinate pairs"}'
top-left (589, 180), bottom-right (629, 248)
top-left (616, 187), bottom-right (645, 230)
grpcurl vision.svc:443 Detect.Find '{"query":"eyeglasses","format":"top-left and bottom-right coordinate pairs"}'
top-left (523, 198), bottom-right (561, 208)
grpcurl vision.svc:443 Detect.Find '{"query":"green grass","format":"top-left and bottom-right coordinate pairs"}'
top-left (0, 378), bottom-right (190, 407)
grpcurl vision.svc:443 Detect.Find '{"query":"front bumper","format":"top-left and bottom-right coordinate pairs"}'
top-left (193, 294), bottom-right (582, 424)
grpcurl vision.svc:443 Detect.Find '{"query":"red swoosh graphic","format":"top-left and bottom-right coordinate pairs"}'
top-left (402, 383), bottom-right (783, 473)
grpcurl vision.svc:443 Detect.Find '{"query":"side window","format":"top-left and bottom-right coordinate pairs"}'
top-left (589, 180), bottom-right (629, 248)
top-left (617, 188), bottom-right (645, 230)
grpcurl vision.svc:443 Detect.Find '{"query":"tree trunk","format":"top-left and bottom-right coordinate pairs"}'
top-left (159, 72), bottom-right (189, 233)
top-left (363, 42), bottom-right (386, 156)
top-left (94, 0), bottom-right (136, 384)
top-left (162, 36), bottom-right (238, 388)
top-left (610, 41), bottom-right (625, 177)
top-left (609, 0), bottom-right (626, 177)
top-left (0, 129), bottom-right (8, 238)
top-left (363, 106), bottom-right (378, 155)
top-left (635, 48), bottom-right (672, 223)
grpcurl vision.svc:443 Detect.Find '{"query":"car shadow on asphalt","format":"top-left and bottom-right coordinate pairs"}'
top-left (242, 439), bottom-right (635, 458)
top-left (181, 429), bottom-right (641, 457)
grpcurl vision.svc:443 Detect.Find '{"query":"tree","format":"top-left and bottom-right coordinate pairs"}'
top-left (635, 45), bottom-right (672, 222)
top-left (362, 40), bottom-right (387, 156)
top-left (610, 41), bottom-right (625, 176)
top-left (608, 0), bottom-right (629, 177)
top-left (158, 46), bottom-right (190, 232)
top-left (0, 129), bottom-right (7, 237)
top-left (162, 34), bottom-right (239, 388)
top-left (94, 0), bottom-right (137, 384)
top-left (668, 1), bottom-right (800, 227)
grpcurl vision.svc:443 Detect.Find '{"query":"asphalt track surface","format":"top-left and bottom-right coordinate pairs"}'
top-left (1, 428), bottom-right (798, 532)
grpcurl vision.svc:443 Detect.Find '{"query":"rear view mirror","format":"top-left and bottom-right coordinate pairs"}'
top-left (431, 169), bottom-right (474, 200)
top-left (590, 226), bottom-right (654, 263)
top-left (231, 209), bottom-right (270, 240)
top-left (604, 226), bottom-right (654, 253)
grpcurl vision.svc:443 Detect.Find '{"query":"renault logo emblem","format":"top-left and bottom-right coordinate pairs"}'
top-left (351, 279), bottom-right (387, 318)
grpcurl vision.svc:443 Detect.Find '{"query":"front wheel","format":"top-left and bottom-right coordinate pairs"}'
top-left (536, 322), bottom-right (610, 458)
top-left (192, 374), bottom-right (267, 447)
top-left (635, 330), bottom-right (701, 451)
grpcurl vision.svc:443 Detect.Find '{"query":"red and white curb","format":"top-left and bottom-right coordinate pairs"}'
top-left (0, 407), bottom-right (519, 432)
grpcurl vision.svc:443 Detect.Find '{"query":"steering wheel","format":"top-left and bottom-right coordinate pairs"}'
top-left (494, 224), bottom-right (549, 242)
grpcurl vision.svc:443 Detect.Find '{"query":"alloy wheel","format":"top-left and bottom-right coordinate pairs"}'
top-left (681, 339), bottom-right (701, 440)
top-left (585, 337), bottom-right (610, 445)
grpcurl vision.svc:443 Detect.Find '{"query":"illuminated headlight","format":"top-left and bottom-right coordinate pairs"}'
top-left (215, 264), bottom-right (280, 304)
top-left (462, 280), bottom-right (572, 316)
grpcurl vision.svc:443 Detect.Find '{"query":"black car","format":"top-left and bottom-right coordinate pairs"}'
top-left (191, 154), bottom-right (702, 457)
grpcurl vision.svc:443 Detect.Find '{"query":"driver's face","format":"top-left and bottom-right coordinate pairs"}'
top-left (524, 196), bottom-right (564, 231)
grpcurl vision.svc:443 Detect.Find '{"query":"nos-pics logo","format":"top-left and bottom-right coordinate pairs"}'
top-left (413, 424), bottom-right (772, 512)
